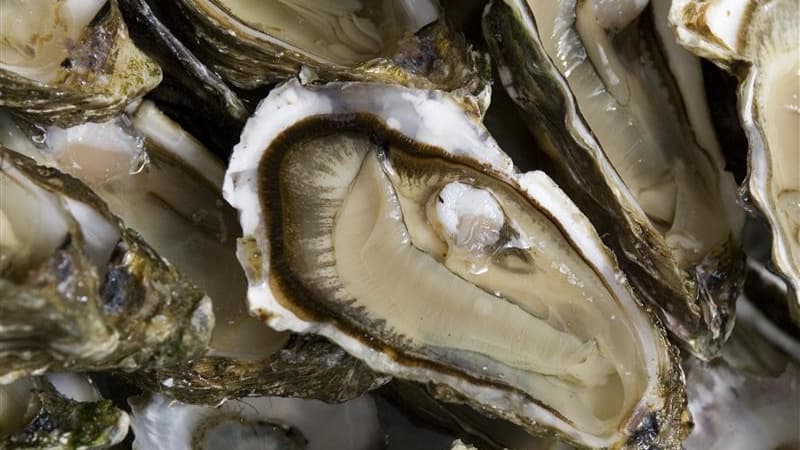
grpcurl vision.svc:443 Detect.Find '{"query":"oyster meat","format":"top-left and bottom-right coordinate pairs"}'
top-left (671, 0), bottom-right (800, 321)
top-left (224, 80), bottom-right (688, 448)
top-left (0, 0), bottom-right (161, 127)
top-left (0, 374), bottom-right (129, 449)
top-left (129, 393), bottom-right (381, 450)
top-left (483, 0), bottom-right (745, 359)
top-left (0, 147), bottom-right (213, 383)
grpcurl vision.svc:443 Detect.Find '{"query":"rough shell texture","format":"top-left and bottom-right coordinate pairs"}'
top-left (0, 148), bottom-right (213, 384)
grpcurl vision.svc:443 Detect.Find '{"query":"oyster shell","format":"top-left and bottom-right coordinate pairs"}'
top-left (0, 147), bottom-right (213, 383)
top-left (670, 0), bottom-right (800, 321)
top-left (224, 80), bottom-right (689, 449)
top-left (0, 103), bottom-right (383, 403)
top-left (483, 0), bottom-right (745, 359)
top-left (0, 374), bottom-right (129, 449)
top-left (129, 393), bottom-right (382, 450)
top-left (0, 0), bottom-right (161, 127)
top-left (122, 0), bottom-right (490, 111)
top-left (117, 0), bottom-right (251, 156)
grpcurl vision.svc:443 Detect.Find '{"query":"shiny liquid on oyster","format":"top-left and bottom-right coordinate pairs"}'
top-left (261, 117), bottom-right (649, 438)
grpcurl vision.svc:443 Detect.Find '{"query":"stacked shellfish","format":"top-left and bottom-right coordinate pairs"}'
top-left (0, 1), bottom-right (797, 449)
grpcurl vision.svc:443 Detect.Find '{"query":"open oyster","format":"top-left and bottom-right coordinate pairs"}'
top-left (129, 393), bottom-right (381, 450)
top-left (0, 374), bottom-right (129, 449)
top-left (0, 148), bottom-right (213, 383)
top-left (224, 80), bottom-right (689, 448)
top-left (121, 0), bottom-right (489, 111)
top-left (670, 0), bottom-right (800, 321)
top-left (0, 0), bottom-right (161, 127)
top-left (0, 103), bottom-right (383, 402)
top-left (483, 0), bottom-right (745, 359)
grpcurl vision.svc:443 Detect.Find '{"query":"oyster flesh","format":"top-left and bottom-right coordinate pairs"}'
top-left (483, 0), bottom-right (745, 359)
top-left (671, 0), bottom-right (800, 321)
top-left (0, 103), bottom-right (383, 403)
top-left (0, 148), bottom-right (213, 383)
top-left (0, 374), bottom-right (129, 449)
top-left (129, 393), bottom-right (381, 450)
top-left (224, 80), bottom-right (689, 448)
top-left (0, 0), bottom-right (161, 127)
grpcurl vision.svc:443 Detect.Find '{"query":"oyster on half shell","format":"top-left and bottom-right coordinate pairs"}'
top-left (483, 0), bottom-right (745, 359)
top-left (124, 0), bottom-right (490, 112)
top-left (670, 0), bottom-right (800, 322)
top-left (223, 80), bottom-right (689, 449)
top-left (129, 393), bottom-right (381, 450)
top-left (0, 374), bottom-right (129, 449)
top-left (0, 148), bottom-right (213, 384)
top-left (0, 103), bottom-right (383, 403)
top-left (0, 0), bottom-right (161, 127)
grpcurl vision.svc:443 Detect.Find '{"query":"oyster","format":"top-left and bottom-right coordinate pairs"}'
top-left (0, 0), bottom-right (161, 127)
top-left (0, 147), bottom-right (213, 383)
top-left (670, 0), bottom-right (800, 321)
top-left (483, 0), bottom-right (745, 359)
top-left (224, 80), bottom-right (689, 448)
top-left (129, 393), bottom-right (382, 450)
top-left (0, 103), bottom-right (383, 403)
top-left (121, 0), bottom-right (489, 111)
top-left (0, 374), bottom-right (129, 449)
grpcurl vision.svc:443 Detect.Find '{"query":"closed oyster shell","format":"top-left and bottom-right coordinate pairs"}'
top-left (224, 80), bottom-right (689, 449)
top-left (0, 0), bottom-right (161, 127)
top-left (0, 148), bottom-right (213, 383)
top-left (483, 0), bottom-right (745, 359)
top-left (670, 0), bottom-right (800, 322)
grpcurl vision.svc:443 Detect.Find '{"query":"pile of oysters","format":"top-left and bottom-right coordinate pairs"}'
top-left (0, 0), bottom-right (797, 449)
